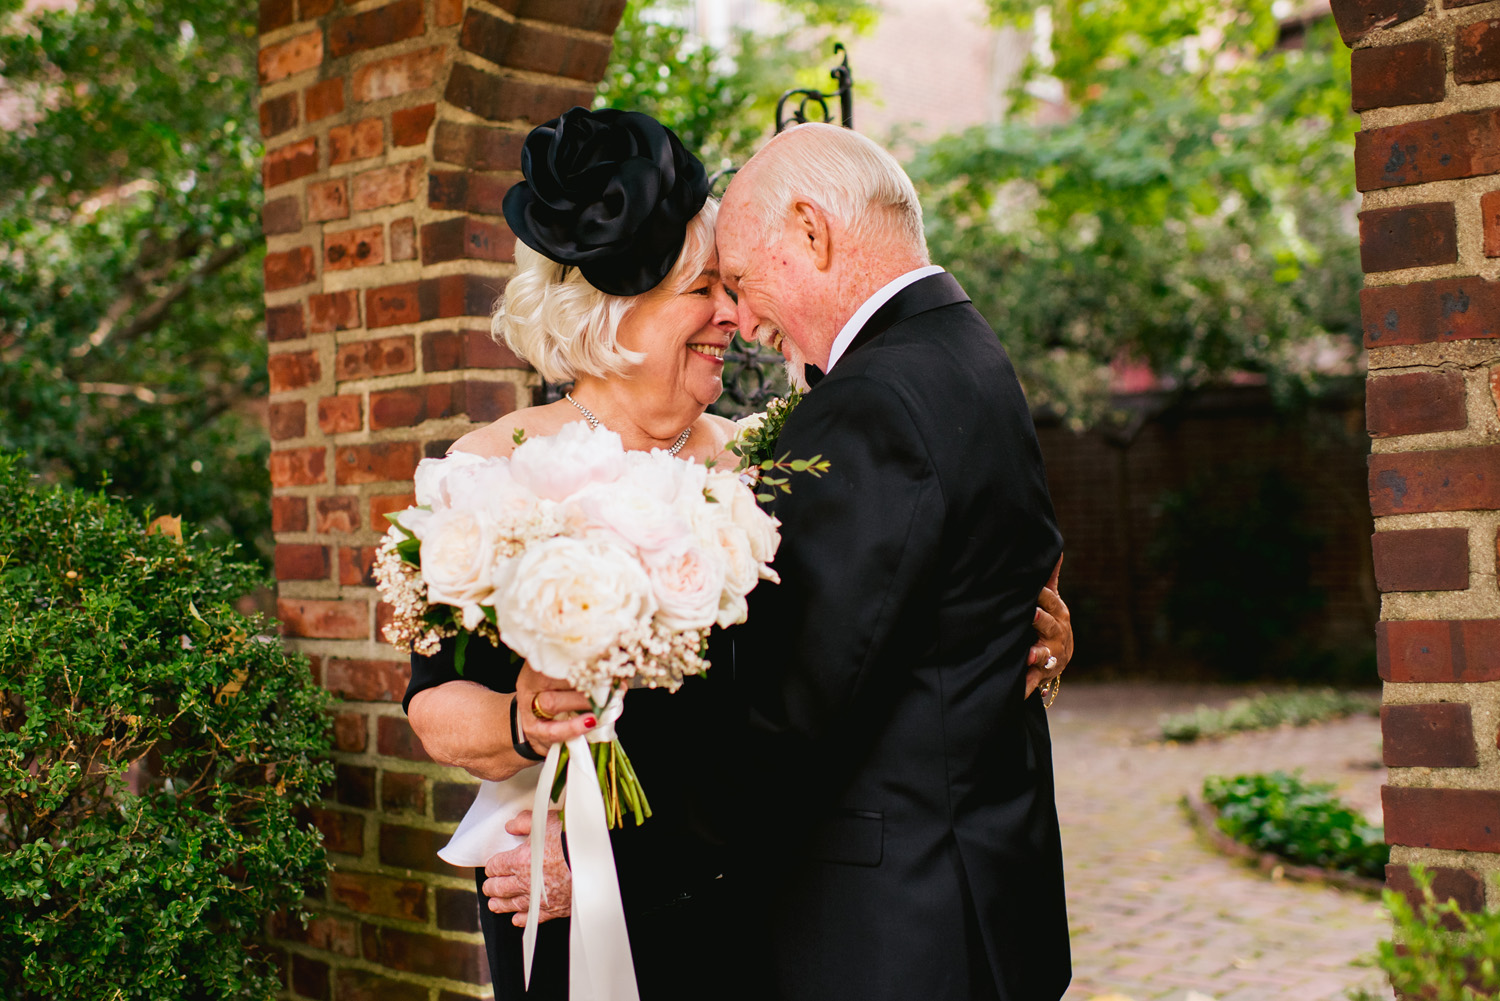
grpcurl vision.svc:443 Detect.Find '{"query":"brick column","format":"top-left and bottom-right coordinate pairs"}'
top-left (1333, 0), bottom-right (1500, 922)
top-left (258, 1), bottom-right (624, 996)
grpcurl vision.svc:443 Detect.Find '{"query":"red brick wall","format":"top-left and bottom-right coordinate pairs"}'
top-left (1037, 386), bottom-right (1378, 674)
top-left (258, 1), bottom-right (625, 995)
top-left (1332, 0), bottom-right (1500, 916)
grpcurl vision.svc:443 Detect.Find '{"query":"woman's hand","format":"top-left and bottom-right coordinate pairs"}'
top-left (482, 809), bottom-right (572, 926)
top-left (1026, 555), bottom-right (1073, 699)
top-left (515, 664), bottom-right (595, 755)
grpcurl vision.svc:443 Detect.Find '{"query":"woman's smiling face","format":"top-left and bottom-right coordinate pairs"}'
top-left (614, 252), bottom-right (739, 409)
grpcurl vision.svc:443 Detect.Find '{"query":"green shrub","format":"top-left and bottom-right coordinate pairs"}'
top-left (1202, 771), bottom-right (1387, 880)
top-left (1352, 867), bottom-right (1500, 1001)
top-left (0, 454), bottom-right (333, 999)
top-left (1161, 688), bottom-right (1379, 742)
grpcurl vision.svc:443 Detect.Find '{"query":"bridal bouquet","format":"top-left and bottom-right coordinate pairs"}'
top-left (373, 422), bottom-right (781, 828)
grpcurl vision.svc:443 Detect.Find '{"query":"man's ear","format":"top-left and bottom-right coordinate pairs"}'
top-left (790, 200), bottom-right (833, 272)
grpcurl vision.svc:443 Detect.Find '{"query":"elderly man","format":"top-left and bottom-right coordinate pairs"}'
top-left (716, 123), bottom-right (1071, 1001)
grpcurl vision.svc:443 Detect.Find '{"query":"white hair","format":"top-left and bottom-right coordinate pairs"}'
top-left (493, 199), bottom-right (719, 383)
top-left (742, 123), bottom-right (927, 259)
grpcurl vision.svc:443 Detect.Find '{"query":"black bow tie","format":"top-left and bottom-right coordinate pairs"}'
top-left (803, 364), bottom-right (825, 388)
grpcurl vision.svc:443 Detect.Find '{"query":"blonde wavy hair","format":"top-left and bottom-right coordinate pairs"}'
top-left (493, 199), bottom-right (720, 384)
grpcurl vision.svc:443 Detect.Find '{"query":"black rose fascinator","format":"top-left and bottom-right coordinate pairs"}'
top-left (502, 107), bottom-right (710, 297)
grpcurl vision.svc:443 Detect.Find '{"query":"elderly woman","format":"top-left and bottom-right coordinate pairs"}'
top-left (402, 108), bottom-right (1073, 1001)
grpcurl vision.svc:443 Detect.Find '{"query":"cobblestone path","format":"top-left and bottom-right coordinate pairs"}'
top-left (1049, 683), bottom-right (1390, 1001)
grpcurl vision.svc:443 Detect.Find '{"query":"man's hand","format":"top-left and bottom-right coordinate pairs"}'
top-left (481, 809), bottom-right (572, 927)
top-left (1026, 555), bottom-right (1073, 699)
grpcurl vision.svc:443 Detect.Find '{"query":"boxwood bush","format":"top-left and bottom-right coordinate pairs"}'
top-left (0, 454), bottom-right (332, 999)
top-left (1201, 770), bottom-right (1387, 879)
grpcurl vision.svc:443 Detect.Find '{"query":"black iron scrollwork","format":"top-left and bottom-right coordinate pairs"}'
top-left (775, 42), bottom-right (854, 133)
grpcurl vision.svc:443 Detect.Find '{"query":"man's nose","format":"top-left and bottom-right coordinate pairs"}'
top-left (711, 286), bottom-right (737, 331)
top-left (735, 301), bottom-right (759, 341)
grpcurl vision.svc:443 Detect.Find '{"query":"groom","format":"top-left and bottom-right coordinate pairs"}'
top-left (714, 123), bottom-right (1071, 1001)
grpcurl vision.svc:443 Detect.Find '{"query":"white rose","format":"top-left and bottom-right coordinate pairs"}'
top-left (642, 541), bottom-right (725, 632)
top-left (413, 451), bottom-right (490, 509)
top-left (419, 508), bottom-right (501, 629)
top-left (570, 482), bottom-right (692, 554)
top-left (509, 422), bottom-right (627, 502)
top-left (736, 411), bottom-right (767, 435)
top-left (492, 537), bottom-right (657, 680)
top-left (692, 506), bottom-right (758, 604)
top-left (706, 470), bottom-right (782, 568)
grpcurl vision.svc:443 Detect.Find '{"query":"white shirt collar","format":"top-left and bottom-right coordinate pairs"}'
top-left (825, 265), bottom-right (946, 373)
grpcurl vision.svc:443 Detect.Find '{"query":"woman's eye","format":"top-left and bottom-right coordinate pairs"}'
top-left (689, 285), bottom-right (711, 296)
top-left (723, 285), bottom-right (738, 304)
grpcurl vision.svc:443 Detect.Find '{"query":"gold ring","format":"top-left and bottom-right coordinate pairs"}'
top-left (530, 694), bottom-right (557, 721)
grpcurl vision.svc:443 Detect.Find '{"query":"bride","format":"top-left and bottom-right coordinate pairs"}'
top-left (401, 107), bottom-right (1073, 1000)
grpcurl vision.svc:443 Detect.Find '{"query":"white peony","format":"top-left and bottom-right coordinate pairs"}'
top-left (623, 448), bottom-right (709, 509)
top-left (570, 482), bottom-right (692, 554)
top-left (642, 541), bottom-right (725, 631)
top-left (706, 471), bottom-right (782, 572)
top-left (446, 457), bottom-right (539, 522)
top-left (419, 508), bottom-right (501, 629)
top-left (716, 588), bottom-right (749, 629)
top-left (491, 537), bottom-right (657, 680)
top-left (413, 450), bottom-right (490, 509)
top-left (393, 506), bottom-right (434, 539)
top-left (509, 422), bottom-right (627, 502)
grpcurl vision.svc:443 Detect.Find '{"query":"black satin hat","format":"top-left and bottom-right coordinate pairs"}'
top-left (502, 107), bottom-right (710, 297)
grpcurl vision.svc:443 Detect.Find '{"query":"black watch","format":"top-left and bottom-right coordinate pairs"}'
top-left (510, 694), bottom-right (547, 762)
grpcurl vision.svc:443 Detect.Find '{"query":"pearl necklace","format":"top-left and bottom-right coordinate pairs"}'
top-left (565, 393), bottom-right (693, 456)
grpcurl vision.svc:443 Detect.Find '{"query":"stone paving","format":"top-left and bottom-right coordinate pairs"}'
top-left (1048, 683), bottom-right (1391, 1001)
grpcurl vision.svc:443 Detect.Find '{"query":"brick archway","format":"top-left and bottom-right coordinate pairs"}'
top-left (258, 1), bottom-right (625, 994)
top-left (1330, 0), bottom-right (1500, 920)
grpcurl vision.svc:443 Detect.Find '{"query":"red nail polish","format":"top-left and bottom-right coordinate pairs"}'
top-left (584, 715), bottom-right (597, 729)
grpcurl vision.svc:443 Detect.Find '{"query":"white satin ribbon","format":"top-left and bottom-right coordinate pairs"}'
top-left (522, 695), bottom-right (638, 1001)
top-left (436, 771), bottom-right (538, 867)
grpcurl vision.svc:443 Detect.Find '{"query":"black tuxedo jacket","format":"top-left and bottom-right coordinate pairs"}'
top-left (728, 272), bottom-right (1070, 1001)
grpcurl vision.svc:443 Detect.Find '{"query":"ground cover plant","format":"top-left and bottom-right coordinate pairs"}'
top-left (1201, 771), bottom-right (1386, 880)
top-left (1161, 688), bottom-right (1379, 742)
top-left (0, 454), bottom-right (332, 999)
top-left (1353, 867), bottom-right (1500, 1001)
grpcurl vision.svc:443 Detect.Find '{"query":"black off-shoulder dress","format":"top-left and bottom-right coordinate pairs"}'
top-left (403, 636), bottom-right (743, 1000)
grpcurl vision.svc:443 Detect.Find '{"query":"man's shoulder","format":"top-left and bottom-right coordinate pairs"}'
top-left (833, 301), bottom-right (1010, 393)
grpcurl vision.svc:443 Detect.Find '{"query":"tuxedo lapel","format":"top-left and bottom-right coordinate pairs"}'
top-left (839, 272), bottom-right (971, 364)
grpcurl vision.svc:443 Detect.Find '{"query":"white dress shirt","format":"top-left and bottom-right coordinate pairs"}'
top-left (824, 265), bottom-right (946, 373)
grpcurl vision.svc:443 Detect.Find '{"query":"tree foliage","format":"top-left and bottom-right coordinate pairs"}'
top-left (908, 1), bottom-right (1361, 427)
top-left (0, 453), bottom-right (332, 999)
top-left (0, 0), bottom-right (268, 558)
top-left (598, 0), bottom-right (877, 177)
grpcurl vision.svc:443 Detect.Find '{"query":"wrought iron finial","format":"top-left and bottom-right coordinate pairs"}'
top-left (707, 166), bottom-right (739, 197)
top-left (775, 42), bottom-right (854, 133)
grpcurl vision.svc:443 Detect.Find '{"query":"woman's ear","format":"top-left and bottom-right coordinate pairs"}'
top-left (790, 199), bottom-right (833, 272)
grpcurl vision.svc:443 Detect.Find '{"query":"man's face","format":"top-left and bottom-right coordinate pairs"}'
top-left (716, 190), bottom-right (820, 374)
